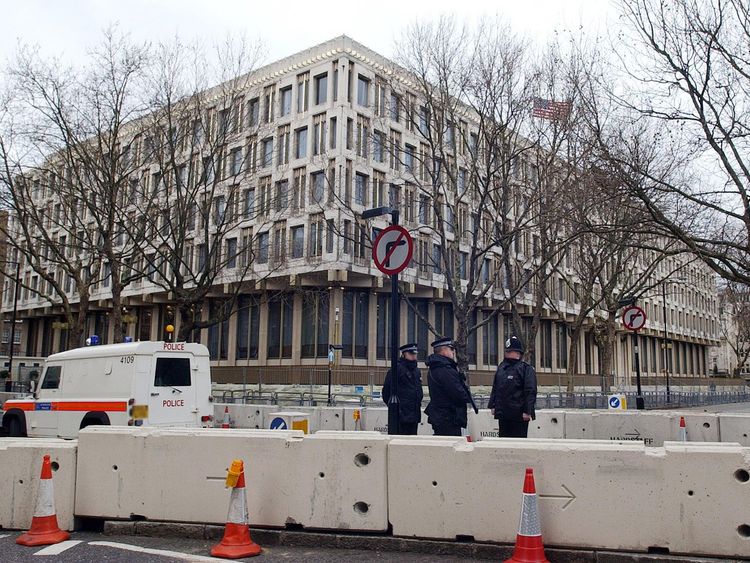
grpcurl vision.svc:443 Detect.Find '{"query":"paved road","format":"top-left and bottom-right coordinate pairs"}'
top-left (684, 401), bottom-right (750, 413)
top-left (1, 532), bottom-right (487, 562)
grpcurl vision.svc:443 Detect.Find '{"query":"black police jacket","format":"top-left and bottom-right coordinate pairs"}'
top-left (382, 358), bottom-right (424, 424)
top-left (488, 359), bottom-right (538, 421)
top-left (424, 354), bottom-right (472, 428)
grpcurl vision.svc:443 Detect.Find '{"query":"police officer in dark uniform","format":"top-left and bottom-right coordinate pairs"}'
top-left (488, 335), bottom-right (538, 438)
top-left (382, 342), bottom-right (424, 435)
top-left (425, 337), bottom-right (473, 436)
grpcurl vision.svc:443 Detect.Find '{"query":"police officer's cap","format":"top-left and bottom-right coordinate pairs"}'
top-left (399, 343), bottom-right (419, 354)
top-left (431, 336), bottom-right (455, 350)
top-left (505, 335), bottom-right (525, 353)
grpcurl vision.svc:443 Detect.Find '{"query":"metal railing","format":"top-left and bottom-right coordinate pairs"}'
top-left (213, 388), bottom-right (750, 410)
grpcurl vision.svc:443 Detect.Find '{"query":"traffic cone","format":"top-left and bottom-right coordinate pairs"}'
top-left (679, 416), bottom-right (687, 442)
top-left (221, 406), bottom-right (231, 429)
top-left (211, 459), bottom-right (261, 559)
top-left (505, 468), bottom-right (549, 563)
top-left (16, 455), bottom-right (70, 547)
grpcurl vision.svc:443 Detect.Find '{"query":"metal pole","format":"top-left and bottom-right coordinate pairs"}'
top-left (8, 262), bottom-right (20, 385)
top-left (387, 209), bottom-right (401, 435)
top-left (327, 345), bottom-right (333, 406)
top-left (633, 331), bottom-right (644, 409)
top-left (662, 282), bottom-right (671, 403)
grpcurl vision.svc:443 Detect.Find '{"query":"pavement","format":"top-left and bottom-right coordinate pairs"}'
top-left (1, 532), bottom-right (489, 562)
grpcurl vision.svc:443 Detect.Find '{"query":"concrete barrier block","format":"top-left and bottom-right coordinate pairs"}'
top-left (528, 410), bottom-right (566, 439)
top-left (661, 441), bottom-right (750, 556)
top-left (718, 414), bottom-right (750, 446)
top-left (360, 407), bottom-right (389, 433)
top-left (387, 437), bottom-right (750, 557)
top-left (0, 439), bottom-right (77, 531)
top-left (75, 427), bottom-right (388, 531)
top-left (565, 411), bottom-right (673, 446)
top-left (342, 407), bottom-right (364, 431)
top-left (317, 407), bottom-right (345, 431)
top-left (467, 410), bottom-right (498, 441)
top-left (672, 413), bottom-right (720, 443)
top-left (214, 403), bottom-right (274, 429)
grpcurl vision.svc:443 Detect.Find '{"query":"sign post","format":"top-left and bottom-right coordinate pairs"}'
top-left (622, 304), bottom-right (647, 410)
top-left (369, 213), bottom-right (414, 436)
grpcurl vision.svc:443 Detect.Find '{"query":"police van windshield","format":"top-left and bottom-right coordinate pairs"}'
top-left (154, 357), bottom-right (191, 387)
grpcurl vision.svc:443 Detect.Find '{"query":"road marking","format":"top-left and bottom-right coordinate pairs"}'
top-left (89, 541), bottom-right (227, 561)
top-left (0, 533), bottom-right (11, 539)
top-left (34, 540), bottom-right (82, 555)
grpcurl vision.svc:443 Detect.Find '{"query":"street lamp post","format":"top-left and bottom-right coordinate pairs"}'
top-left (362, 205), bottom-right (401, 436)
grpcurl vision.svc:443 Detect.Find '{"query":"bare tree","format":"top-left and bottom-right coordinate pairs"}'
top-left (611, 0), bottom-right (750, 285)
top-left (0, 28), bottom-right (152, 347)
top-left (717, 282), bottom-right (750, 376)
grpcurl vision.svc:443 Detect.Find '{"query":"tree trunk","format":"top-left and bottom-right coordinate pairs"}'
top-left (110, 278), bottom-right (124, 343)
top-left (567, 322), bottom-right (583, 378)
top-left (454, 313), bottom-right (470, 377)
top-left (177, 302), bottom-right (195, 342)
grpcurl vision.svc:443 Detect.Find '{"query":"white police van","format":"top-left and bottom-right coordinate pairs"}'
top-left (1, 340), bottom-right (213, 438)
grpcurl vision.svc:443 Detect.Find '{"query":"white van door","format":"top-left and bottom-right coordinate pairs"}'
top-left (146, 354), bottom-right (199, 426)
top-left (32, 365), bottom-right (62, 437)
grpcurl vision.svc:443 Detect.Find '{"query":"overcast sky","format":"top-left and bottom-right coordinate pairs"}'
top-left (2, 0), bottom-right (616, 67)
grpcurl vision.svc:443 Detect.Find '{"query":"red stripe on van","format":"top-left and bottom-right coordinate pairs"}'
top-left (54, 401), bottom-right (128, 412)
top-left (3, 400), bottom-right (127, 412)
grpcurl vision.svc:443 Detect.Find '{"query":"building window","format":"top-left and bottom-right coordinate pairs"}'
top-left (301, 291), bottom-right (329, 358)
top-left (373, 130), bottom-right (385, 163)
top-left (407, 299), bottom-right (429, 362)
top-left (355, 172), bottom-right (368, 206)
top-left (376, 293), bottom-right (390, 360)
top-left (342, 289), bottom-right (369, 359)
top-left (314, 73), bottom-right (328, 105)
top-left (291, 226), bottom-right (304, 258)
top-left (309, 214), bottom-right (324, 257)
top-left (356, 115), bottom-right (369, 158)
top-left (280, 86), bottom-right (292, 116)
top-left (390, 93), bottom-right (400, 122)
top-left (275, 180), bottom-right (289, 212)
top-left (295, 127), bottom-right (307, 159)
top-left (263, 85), bottom-right (275, 124)
top-left (236, 295), bottom-right (260, 360)
top-left (326, 219), bottom-right (334, 253)
top-left (214, 196), bottom-right (226, 224)
top-left (556, 323), bottom-right (568, 369)
top-left (243, 188), bottom-right (255, 218)
top-left (311, 171), bottom-right (325, 204)
top-left (229, 147), bottom-right (243, 176)
top-left (483, 312), bottom-right (498, 367)
top-left (267, 294), bottom-right (294, 359)
top-left (467, 311), bottom-right (478, 365)
top-left (404, 144), bottom-right (415, 173)
top-left (329, 116), bottom-right (337, 149)
top-left (261, 138), bottom-right (273, 168)
top-left (540, 320), bottom-right (553, 368)
top-left (357, 75), bottom-right (369, 106)
top-left (247, 97), bottom-right (260, 128)
top-left (278, 125), bottom-right (290, 165)
top-left (258, 232), bottom-right (269, 263)
top-left (313, 114), bottom-right (326, 156)
top-left (207, 301), bottom-right (229, 361)
top-left (226, 238), bottom-right (237, 268)
top-left (435, 302), bottom-right (454, 340)
top-left (297, 72), bottom-right (309, 113)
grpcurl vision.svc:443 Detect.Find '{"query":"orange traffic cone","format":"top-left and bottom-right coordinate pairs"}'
top-left (679, 416), bottom-right (687, 442)
top-left (17, 454), bottom-right (70, 547)
top-left (221, 406), bottom-right (231, 429)
top-left (211, 459), bottom-right (261, 559)
top-left (505, 468), bottom-right (549, 563)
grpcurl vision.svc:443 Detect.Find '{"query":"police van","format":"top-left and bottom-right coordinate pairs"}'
top-left (1, 341), bottom-right (213, 438)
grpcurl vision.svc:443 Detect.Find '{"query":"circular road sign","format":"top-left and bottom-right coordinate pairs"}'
top-left (269, 417), bottom-right (288, 430)
top-left (622, 305), bottom-right (647, 332)
top-left (609, 396), bottom-right (621, 409)
top-left (372, 225), bottom-right (414, 276)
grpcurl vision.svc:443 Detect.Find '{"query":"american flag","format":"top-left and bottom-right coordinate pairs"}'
top-left (532, 97), bottom-right (572, 120)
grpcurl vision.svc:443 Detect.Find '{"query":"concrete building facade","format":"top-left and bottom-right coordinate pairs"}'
top-left (1, 36), bottom-right (721, 387)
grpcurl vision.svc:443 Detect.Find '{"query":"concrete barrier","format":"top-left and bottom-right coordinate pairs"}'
top-left (387, 437), bottom-right (750, 557)
top-left (75, 427), bottom-right (388, 531)
top-left (718, 414), bottom-right (750, 447)
top-left (0, 438), bottom-right (77, 531)
top-left (673, 412), bottom-right (721, 443)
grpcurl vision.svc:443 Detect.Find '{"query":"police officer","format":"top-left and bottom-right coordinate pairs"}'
top-left (488, 335), bottom-right (538, 438)
top-left (425, 337), bottom-right (472, 436)
top-left (382, 342), bottom-right (424, 435)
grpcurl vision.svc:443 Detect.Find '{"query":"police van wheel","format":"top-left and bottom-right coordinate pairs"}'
top-left (80, 413), bottom-right (110, 429)
top-left (6, 416), bottom-right (25, 437)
